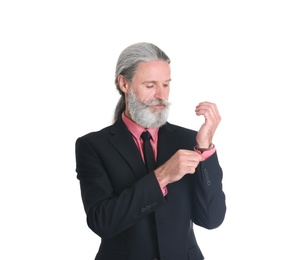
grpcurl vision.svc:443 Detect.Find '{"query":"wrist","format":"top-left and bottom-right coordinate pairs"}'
top-left (154, 168), bottom-right (169, 187)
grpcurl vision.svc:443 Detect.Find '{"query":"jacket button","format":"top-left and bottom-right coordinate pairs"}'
top-left (203, 168), bottom-right (211, 185)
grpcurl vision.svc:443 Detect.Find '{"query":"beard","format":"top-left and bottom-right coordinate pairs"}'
top-left (127, 88), bottom-right (170, 128)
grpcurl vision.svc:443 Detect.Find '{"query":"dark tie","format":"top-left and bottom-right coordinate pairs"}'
top-left (140, 131), bottom-right (156, 172)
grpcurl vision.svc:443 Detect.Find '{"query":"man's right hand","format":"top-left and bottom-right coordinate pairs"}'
top-left (154, 149), bottom-right (204, 187)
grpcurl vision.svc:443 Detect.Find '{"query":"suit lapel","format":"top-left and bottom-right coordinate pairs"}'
top-left (108, 118), bottom-right (147, 180)
top-left (157, 122), bottom-right (179, 167)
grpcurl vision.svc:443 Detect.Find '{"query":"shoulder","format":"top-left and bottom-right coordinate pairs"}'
top-left (77, 125), bottom-right (111, 141)
top-left (75, 124), bottom-right (116, 152)
top-left (75, 118), bottom-right (128, 146)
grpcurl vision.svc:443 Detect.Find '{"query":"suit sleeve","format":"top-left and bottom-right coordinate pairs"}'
top-left (190, 151), bottom-right (226, 229)
top-left (75, 136), bottom-right (166, 239)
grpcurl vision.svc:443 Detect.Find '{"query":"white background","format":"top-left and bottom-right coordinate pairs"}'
top-left (1, 1), bottom-right (295, 259)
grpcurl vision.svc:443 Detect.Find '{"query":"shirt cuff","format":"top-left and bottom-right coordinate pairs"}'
top-left (161, 186), bottom-right (168, 196)
top-left (194, 146), bottom-right (216, 160)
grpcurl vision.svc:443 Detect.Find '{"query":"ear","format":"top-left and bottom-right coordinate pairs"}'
top-left (118, 75), bottom-right (130, 94)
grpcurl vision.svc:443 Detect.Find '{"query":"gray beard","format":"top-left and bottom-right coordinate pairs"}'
top-left (127, 88), bottom-right (170, 128)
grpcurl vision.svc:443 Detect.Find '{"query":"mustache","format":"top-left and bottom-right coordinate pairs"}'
top-left (144, 99), bottom-right (171, 107)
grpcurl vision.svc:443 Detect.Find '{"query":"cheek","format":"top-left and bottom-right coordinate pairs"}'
top-left (138, 89), bottom-right (155, 102)
top-left (143, 95), bottom-right (155, 103)
top-left (164, 88), bottom-right (170, 98)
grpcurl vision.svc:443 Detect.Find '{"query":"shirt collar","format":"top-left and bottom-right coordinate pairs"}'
top-left (121, 112), bottom-right (159, 141)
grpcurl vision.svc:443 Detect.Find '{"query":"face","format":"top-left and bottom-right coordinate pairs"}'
top-left (118, 60), bottom-right (171, 128)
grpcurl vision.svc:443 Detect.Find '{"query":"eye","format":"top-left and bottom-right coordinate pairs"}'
top-left (146, 84), bottom-right (154, 88)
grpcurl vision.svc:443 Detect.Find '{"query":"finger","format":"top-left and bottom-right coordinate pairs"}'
top-left (195, 103), bottom-right (220, 122)
top-left (186, 167), bottom-right (197, 174)
top-left (186, 159), bottom-right (202, 173)
top-left (185, 151), bottom-right (202, 162)
top-left (195, 102), bottom-right (216, 114)
top-left (186, 156), bottom-right (204, 167)
top-left (195, 101), bottom-right (214, 109)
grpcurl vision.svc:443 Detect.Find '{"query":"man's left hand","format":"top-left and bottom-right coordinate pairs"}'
top-left (195, 101), bottom-right (221, 148)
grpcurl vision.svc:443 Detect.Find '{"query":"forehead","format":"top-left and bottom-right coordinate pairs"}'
top-left (133, 60), bottom-right (171, 82)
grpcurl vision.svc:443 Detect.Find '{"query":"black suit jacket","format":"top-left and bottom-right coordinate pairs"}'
top-left (75, 118), bottom-right (226, 260)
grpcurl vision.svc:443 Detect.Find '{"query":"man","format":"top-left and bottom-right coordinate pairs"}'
top-left (75, 42), bottom-right (226, 260)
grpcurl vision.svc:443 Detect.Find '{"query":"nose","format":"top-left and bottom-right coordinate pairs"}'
top-left (154, 85), bottom-right (168, 100)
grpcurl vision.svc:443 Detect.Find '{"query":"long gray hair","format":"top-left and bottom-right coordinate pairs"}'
top-left (113, 42), bottom-right (170, 122)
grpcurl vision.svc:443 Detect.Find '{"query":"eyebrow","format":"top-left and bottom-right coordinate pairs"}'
top-left (142, 79), bottom-right (171, 84)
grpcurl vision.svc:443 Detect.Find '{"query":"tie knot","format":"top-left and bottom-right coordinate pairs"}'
top-left (141, 131), bottom-right (152, 141)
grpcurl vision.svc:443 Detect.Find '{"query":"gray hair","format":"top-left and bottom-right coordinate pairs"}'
top-left (113, 42), bottom-right (170, 122)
